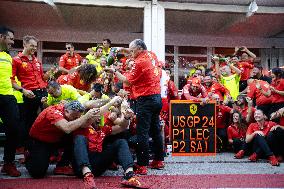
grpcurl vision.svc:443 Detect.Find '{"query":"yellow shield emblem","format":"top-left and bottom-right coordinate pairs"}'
top-left (189, 104), bottom-right (198, 115)
top-left (22, 62), bottom-right (28, 68)
top-left (89, 128), bottom-right (95, 134)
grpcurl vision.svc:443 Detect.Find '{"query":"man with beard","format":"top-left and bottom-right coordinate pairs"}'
top-left (104, 39), bottom-right (164, 175)
top-left (246, 78), bottom-right (272, 118)
top-left (26, 100), bottom-right (100, 178)
top-left (181, 77), bottom-right (208, 104)
top-left (250, 65), bottom-right (271, 84)
top-left (0, 26), bottom-right (21, 177)
top-left (211, 94), bottom-right (233, 152)
top-left (234, 95), bottom-right (255, 124)
top-left (203, 75), bottom-right (231, 103)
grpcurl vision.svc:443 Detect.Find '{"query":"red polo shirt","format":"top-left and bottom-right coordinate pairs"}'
top-left (181, 84), bottom-right (207, 101)
top-left (57, 71), bottom-right (90, 92)
top-left (123, 70), bottom-right (135, 100)
top-left (216, 105), bottom-right (232, 129)
top-left (103, 112), bottom-right (115, 127)
top-left (246, 121), bottom-right (276, 137)
top-left (29, 104), bottom-right (65, 143)
top-left (12, 52), bottom-right (47, 90)
top-left (247, 80), bottom-right (271, 106)
top-left (73, 125), bottom-right (112, 152)
top-left (59, 53), bottom-right (82, 70)
top-left (237, 61), bottom-right (254, 81)
top-left (280, 117), bottom-right (284, 126)
top-left (168, 80), bottom-right (179, 100)
top-left (123, 83), bottom-right (135, 100)
top-left (204, 82), bottom-right (230, 101)
top-left (227, 124), bottom-right (246, 140)
top-left (271, 79), bottom-right (284, 104)
top-left (124, 51), bottom-right (161, 99)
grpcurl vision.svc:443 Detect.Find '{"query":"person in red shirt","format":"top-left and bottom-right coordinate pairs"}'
top-left (233, 46), bottom-right (256, 92)
top-left (237, 59), bottom-right (254, 92)
top-left (104, 39), bottom-right (164, 175)
top-left (72, 98), bottom-right (144, 189)
top-left (59, 43), bottom-right (82, 74)
top-left (269, 107), bottom-right (284, 162)
top-left (247, 78), bottom-right (272, 118)
top-left (123, 59), bottom-right (137, 113)
top-left (245, 109), bottom-right (280, 166)
top-left (25, 100), bottom-right (99, 178)
top-left (250, 65), bottom-right (272, 84)
top-left (212, 94), bottom-right (233, 152)
top-left (11, 35), bottom-right (48, 146)
top-left (181, 77), bottom-right (208, 104)
top-left (234, 95), bottom-right (256, 124)
top-left (57, 64), bottom-right (97, 92)
top-left (227, 110), bottom-right (249, 159)
top-left (166, 70), bottom-right (179, 101)
top-left (270, 68), bottom-right (284, 115)
top-left (270, 107), bottom-right (284, 126)
top-left (203, 75), bottom-right (230, 102)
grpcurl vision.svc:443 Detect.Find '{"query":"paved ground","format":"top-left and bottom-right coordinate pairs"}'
top-left (1, 149), bottom-right (283, 178)
top-left (0, 147), bottom-right (284, 188)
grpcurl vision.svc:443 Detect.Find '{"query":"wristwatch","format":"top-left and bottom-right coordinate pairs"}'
top-left (19, 88), bottom-right (24, 93)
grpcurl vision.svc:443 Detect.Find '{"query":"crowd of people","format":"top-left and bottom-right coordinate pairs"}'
top-left (0, 25), bottom-right (284, 189)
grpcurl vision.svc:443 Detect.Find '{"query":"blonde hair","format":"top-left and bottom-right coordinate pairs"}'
top-left (23, 35), bottom-right (38, 44)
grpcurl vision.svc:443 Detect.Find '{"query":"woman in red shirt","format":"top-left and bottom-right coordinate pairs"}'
top-left (227, 110), bottom-right (248, 159)
top-left (269, 107), bottom-right (284, 161)
top-left (245, 109), bottom-right (280, 166)
top-left (270, 68), bottom-right (284, 116)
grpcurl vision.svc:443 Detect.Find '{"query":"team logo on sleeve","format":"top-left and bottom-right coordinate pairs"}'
top-left (154, 67), bottom-right (159, 76)
top-left (22, 62), bottom-right (28, 68)
top-left (54, 110), bottom-right (63, 116)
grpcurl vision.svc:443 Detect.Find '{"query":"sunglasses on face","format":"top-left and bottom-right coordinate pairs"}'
top-left (66, 46), bottom-right (72, 50)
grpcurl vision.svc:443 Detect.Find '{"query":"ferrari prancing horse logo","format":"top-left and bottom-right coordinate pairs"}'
top-left (190, 104), bottom-right (197, 115)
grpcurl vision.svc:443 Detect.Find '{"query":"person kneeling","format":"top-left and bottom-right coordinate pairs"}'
top-left (72, 97), bottom-right (143, 189)
top-left (25, 100), bottom-right (99, 178)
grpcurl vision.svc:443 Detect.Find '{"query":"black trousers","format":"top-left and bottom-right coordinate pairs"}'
top-left (128, 99), bottom-right (137, 114)
top-left (267, 128), bottom-right (284, 156)
top-left (239, 80), bottom-right (248, 92)
top-left (251, 134), bottom-right (273, 157)
top-left (17, 103), bottom-right (26, 148)
top-left (25, 137), bottom-right (73, 178)
top-left (135, 94), bottom-right (164, 166)
top-left (73, 135), bottom-right (133, 177)
top-left (217, 128), bottom-right (228, 151)
top-left (0, 95), bottom-right (21, 163)
top-left (23, 89), bottom-right (47, 142)
top-left (232, 138), bottom-right (250, 154)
